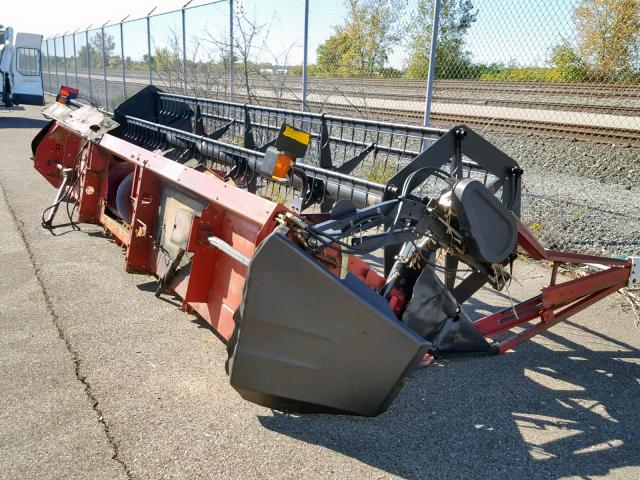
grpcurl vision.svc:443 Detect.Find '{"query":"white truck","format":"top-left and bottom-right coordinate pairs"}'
top-left (0, 25), bottom-right (44, 107)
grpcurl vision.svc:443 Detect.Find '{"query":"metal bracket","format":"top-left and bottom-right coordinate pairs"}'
top-left (42, 103), bottom-right (119, 141)
top-left (208, 236), bottom-right (250, 266)
top-left (318, 114), bottom-right (332, 170)
top-left (193, 105), bottom-right (205, 135)
top-left (243, 105), bottom-right (255, 150)
top-left (336, 142), bottom-right (376, 174)
top-left (258, 137), bottom-right (277, 152)
top-left (155, 248), bottom-right (186, 297)
top-left (628, 256), bottom-right (640, 289)
top-left (206, 119), bottom-right (235, 140)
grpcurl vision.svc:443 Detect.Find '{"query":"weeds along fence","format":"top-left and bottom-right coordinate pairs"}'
top-left (41, 0), bottom-right (640, 255)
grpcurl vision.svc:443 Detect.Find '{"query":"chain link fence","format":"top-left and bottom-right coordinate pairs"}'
top-left (40, 1), bottom-right (640, 134)
top-left (40, 0), bottom-right (640, 256)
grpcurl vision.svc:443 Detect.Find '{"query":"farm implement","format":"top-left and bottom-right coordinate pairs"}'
top-left (31, 86), bottom-right (638, 416)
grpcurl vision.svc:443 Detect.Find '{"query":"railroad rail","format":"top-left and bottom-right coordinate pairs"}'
top-left (222, 77), bottom-right (640, 100)
top-left (46, 70), bottom-right (640, 99)
top-left (224, 95), bottom-right (640, 147)
top-left (45, 72), bottom-right (640, 147)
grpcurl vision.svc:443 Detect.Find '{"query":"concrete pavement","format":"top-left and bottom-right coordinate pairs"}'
top-left (0, 105), bottom-right (638, 479)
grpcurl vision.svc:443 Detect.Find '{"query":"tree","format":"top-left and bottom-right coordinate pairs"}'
top-left (315, 0), bottom-right (403, 77)
top-left (76, 32), bottom-right (116, 69)
top-left (573, 0), bottom-right (640, 80)
top-left (76, 44), bottom-right (97, 69)
top-left (234, 14), bottom-right (264, 102)
top-left (549, 40), bottom-right (588, 82)
top-left (151, 46), bottom-right (183, 88)
top-left (404, 0), bottom-right (477, 79)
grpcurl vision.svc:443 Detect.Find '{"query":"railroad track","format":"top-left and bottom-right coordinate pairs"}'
top-left (196, 83), bottom-right (640, 117)
top-left (234, 78), bottom-right (640, 99)
top-left (308, 78), bottom-right (640, 94)
top-left (247, 96), bottom-right (640, 147)
top-left (228, 82), bottom-right (640, 111)
top-left (50, 70), bottom-right (640, 99)
top-left (432, 82), bottom-right (640, 99)
top-left (62, 78), bottom-right (640, 148)
top-left (429, 113), bottom-right (640, 147)
top-left (231, 82), bottom-right (640, 101)
top-left (432, 96), bottom-right (640, 116)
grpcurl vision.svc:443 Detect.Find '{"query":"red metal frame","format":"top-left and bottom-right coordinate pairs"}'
top-left (33, 118), bottom-right (632, 353)
top-left (473, 220), bottom-right (631, 352)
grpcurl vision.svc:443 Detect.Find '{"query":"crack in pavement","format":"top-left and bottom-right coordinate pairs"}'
top-left (0, 180), bottom-right (134, 480)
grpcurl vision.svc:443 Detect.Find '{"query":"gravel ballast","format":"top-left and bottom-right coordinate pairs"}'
top-left (487, 133), bottom-right (640, 256)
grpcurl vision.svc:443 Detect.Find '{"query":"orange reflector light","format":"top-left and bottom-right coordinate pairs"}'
top-left (56, 86), bottom-right (79, 105)
top-left (272, 153), bottom-right (293, 180)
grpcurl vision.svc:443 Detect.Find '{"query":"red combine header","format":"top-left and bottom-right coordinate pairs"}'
top-left (31, 87), bottom-right (638, 416)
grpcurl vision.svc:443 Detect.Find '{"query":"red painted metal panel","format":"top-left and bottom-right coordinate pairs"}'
top-left (84, 135), bottom-right (288, 340)
top-left (77, 143), bottom-right (109, 223)
top-left (34, 123), bottom-right (84, 188)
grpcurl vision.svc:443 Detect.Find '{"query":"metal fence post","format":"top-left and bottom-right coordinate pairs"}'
top-left (423, 0), bottom-right (441, 130)
top-left (72, 30), bottom-right (79, 88)
top-left (62, 32), bottom-right (68, 86)
top-left (49, 39), bottom-right (54, 92)
top-left (147, 7), bottom-right (156, 86)
top-left (182, 1), bottom-right (193, 94)
top-left (229, 0), bottom-right (235, 101)
top-left (101, 22), bottom-right (109, 109)
top-left (45, 39), bottom-right (51, 93)
top-left (86, 27), bottom-right (92, 102)
top-left (120, 17), bottom-right (128, 101)
top-left (301, 0), bottom-right (309, 111)
top-left (53, 36), bottom-right (59, 91)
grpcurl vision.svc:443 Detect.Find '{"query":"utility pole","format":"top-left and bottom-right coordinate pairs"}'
top-left (423, 0), bottom-right (441, 130)
top-left (301, 0), bottom-right (309, 111)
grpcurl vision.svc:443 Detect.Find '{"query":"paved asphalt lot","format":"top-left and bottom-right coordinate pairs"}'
top-left (0, 105), bottom-right (638, 479)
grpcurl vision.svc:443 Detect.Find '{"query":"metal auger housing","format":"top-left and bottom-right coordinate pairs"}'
top-left (31, 87), bottom-right (635, 416)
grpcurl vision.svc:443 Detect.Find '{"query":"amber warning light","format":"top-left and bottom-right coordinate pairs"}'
top-left (56, 86), bottom-right (79, 105)
top-left (260, 123), bottom-right (311, 180)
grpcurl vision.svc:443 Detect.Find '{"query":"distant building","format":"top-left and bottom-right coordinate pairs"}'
top-left (259, 66), bottom-right (289, 75)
